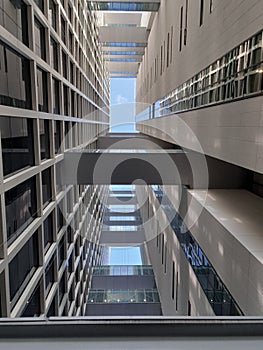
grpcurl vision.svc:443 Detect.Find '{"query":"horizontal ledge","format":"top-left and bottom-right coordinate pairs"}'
top-left (0, 317), bottom-right (263, 338)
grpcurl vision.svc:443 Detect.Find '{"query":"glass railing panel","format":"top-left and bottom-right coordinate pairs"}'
top-left (87, 289), bottom-right (160, 304)
top-left (92, 265), bottom-right (154, 276)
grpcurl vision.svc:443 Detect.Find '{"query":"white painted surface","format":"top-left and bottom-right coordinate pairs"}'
top-left (0, 337), bottom-right (263, 350)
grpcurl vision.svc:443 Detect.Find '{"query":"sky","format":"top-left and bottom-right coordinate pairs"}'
top-left (110, 78), bottom-right (137, 132)
top-left (109, 247), bottom-right (142, 265)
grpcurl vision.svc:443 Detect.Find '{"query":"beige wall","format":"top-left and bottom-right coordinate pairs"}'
top-left (136, 0), bottom-right (263, 105)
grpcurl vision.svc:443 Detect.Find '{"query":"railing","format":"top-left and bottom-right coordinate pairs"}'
top-left (93, 265), bottom-right (154, 276)
top-left (87, 289), bottom-right (160, 303)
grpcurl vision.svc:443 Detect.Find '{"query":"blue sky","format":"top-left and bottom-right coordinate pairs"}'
top-left (109, 247), bottom-right (142, 265)
top-left (110, 78), bottom-right (136, 132)
top-left (110, 78), bottom-right (135, 105)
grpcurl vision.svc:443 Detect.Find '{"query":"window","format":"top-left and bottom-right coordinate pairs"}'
top-left (34, 18), bottom-right (46, 61)
top-left (54, 121), bottom-right (62, 154)
top-left (63, 85), bottom-right (69, 116)
top-left (184, 0), bottom-right (188, 45)
top-left (200, 0), bottom-right (204, 26)
top-left (62, 51), bottom-right (67, 79)
top-left (9, 232), bottom-right (39, 304)
top-left (71, 90), bottom-right (75, 117)
top-left (21, 284), bottom-right (41, 317)
top-left (0, 117), bottom-right (34, 177)
top-left (5, 177), bottom-right (37, 245)
top-left (50, 37), bottom-right (58, 71)
top-left (167, 33), bottom-right (170, 68)
top-left (0, 0), bottom-right (28, 46)
top-left (0, 41), bottom-right (31, 109)
top-left (172, 261), bottom-right (175, 300)
top-left (179, 6), bottom-right (183, 51)
top-left (43, 213), bottom-right (53, 252)
top-left (57, 205), bottom-right (64, 232)
top-left (49, 0), bottom-right (57, 31)
top-left (45, 258), bottom-right (55, 295)
top-left (61, 16), bottom-right (66, 45)
top-left (52, 78), bottom-right (60, 114)
top-left (37, 67), bottom-right (48, 112)
top-left (59, 271), bottom-right (66, 303)
top-left (33, 0), bottom-right (44, 13)
top-left (188, 300), bottom-right (191, 316)
top-left (39, 119), bottom-right (50, 159)
top-left (42, 167), bottom-right (52, 207)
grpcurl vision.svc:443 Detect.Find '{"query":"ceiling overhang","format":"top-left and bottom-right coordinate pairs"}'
top-left (87, 0), bottom-right (161, 78)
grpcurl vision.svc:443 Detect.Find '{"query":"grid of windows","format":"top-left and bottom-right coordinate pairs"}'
top-left (159, 30), bottom-right (263, 116)
top-left (0, 0), bottom-right (110, 319)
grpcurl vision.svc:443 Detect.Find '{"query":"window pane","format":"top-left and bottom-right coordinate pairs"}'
top-left (0, 41), bottom-right (31, 109)
top-left (5, 177), bottom-right (37, 245)
top-left (0, 117), bottom-right (34, 177)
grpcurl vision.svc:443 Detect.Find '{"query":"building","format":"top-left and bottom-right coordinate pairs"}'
top-left (0, 0), bottom-right (263, 345)
top-left (0, 0), bottom-right (109, 317)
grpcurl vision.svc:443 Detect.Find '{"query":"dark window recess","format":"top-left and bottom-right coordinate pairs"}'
top-left (59, 272), bottom-right (66, 303)
top-left (50, 38), bottom-right (58, 71)
top-left (71, 90), bottom-right (75, 117)
top-left (62, 51), bottom-right (67, 79)
top-left (21, 284), bottom-right (41, 317)
top-left (54, 121), bottom-right (62, 154)
top-left (39, 119), bottom-right (50, 159)
top-left (184, 0), bottom-right (188, 45)
top-left (63, 85), bottom-right (69, 116)
top-left (33, 0), bottom-right (44, 12)
top-left (57, 206), bottom-right (64, 232)
top-left (34, 18), bottom-right (46, 61)
top-left (176, 271), bottom-right (179, 310)
top-left (167, 32), bottom-right (170, 67)
top-left (61, 16), bottom-right (66, 45)
top-left (9, 232), bottom-right (39, 303)
top-left (37, 68), bottom-right (48, 112)
top-left (47, 298), bottom-right (56, 317)
top-left (172, 261), bottom-right (175, 300)
top-left (200, 0), bottom-right (204, 26)
top-left (0, 41), bottom-right (31, 109)
top-left (161, 233), bottom-right (164, 264)
top-left (45, 258), bottom-right (55, 295)
top-left (42, 167), bottom-right (52, 207)
top-left (179, 6), bottom-right (183, 52)
top-left (43, 213), bottom-right (53, 251)
top-left (188, 300), bottom-right (191, 316)
top-left (5, 177), bottom-right (37, 245)
top-left (52, 78), bottom-right (60, 114)
top-left (49, 0), bottom-right (57, 31)
top-left (0, 117), bottom-right (34, 177)
top-left (58, 237), bottom-right (66, 268)
top-left (0, 0), bottom-right (29, 46)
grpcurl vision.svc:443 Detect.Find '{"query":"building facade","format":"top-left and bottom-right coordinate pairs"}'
top-left (0, 0), bottom-right (109, 317)
top-left (136, 0), bottom-right (263, 316)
